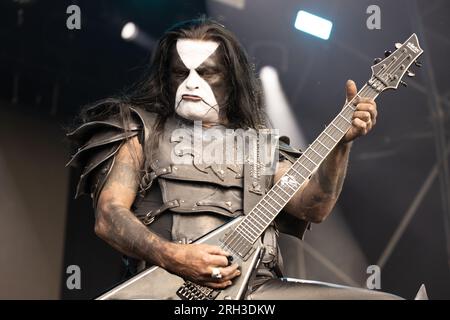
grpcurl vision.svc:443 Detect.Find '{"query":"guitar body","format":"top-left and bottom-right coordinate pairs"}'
top-left (97, 217), bottom-right (263, 300)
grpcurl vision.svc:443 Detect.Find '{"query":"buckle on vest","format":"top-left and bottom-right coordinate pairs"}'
top-left (141, 199), bottom-right (181, 226)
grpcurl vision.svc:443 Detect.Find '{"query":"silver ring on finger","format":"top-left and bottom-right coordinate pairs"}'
top-left (211, 267), bottom-right (222, 279)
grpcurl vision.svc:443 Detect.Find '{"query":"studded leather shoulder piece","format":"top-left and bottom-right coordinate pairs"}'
top-left (278, 135), bottom-right (302, 163)
top-left (66, 107), bottom-right (157, 209)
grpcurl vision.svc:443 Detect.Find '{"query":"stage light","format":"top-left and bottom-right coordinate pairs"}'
top-left (121, 22), bottom-right (138, 40)
top-left (259, 66), bottom-right (307, 149)
top-left (210, 0), bottom-right (245, 10)
top-left (294, 10), bottom-right (333, 40)
top-left (120, 22), bottom-right (156, 51)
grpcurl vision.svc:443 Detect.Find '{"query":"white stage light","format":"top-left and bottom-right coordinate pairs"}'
top-left (121, 22), bottom-right (138, 41)
top-left (260, 66), bottom-right (307, 149)
top-left (294, 10), bottom-right (333, 40)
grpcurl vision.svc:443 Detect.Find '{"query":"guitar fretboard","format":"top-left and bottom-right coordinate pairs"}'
top-left (223, 83), bottom-right (380, 257)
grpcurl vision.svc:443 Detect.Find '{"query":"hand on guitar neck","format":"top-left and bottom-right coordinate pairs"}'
top-left (341, 79), bottom-right (378, 144)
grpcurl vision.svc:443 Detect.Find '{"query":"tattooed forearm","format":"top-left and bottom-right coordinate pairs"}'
top-left (315, 141), bottom-right (352, 198)
top-left (95, 137), bottom-right (173, 268)
top-left (281, 142), bottom-right (352, 222)
top-left (96, 203), bottom-right (171, 267)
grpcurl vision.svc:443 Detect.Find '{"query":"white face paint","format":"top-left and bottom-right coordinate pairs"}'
top-left (174, 39), bottom-right (221, 123)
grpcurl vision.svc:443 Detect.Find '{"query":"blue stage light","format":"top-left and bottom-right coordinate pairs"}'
top-left (294, 10), bottom-right (333, 40)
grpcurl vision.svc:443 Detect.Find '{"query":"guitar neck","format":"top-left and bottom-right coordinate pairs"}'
top-left (225, 82), bottom-right (380, 252)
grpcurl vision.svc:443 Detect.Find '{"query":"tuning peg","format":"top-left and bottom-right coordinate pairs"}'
top-left (407, 70), bottom-right (416, 77)
top-left (384, 50), bottom-right (392, 57)
top-left (395, 43), bottom-right (402, 49)
top-left (373, 57), bottom-right (382, 65)
top-left (414, 60), bottom-right (423, 67)
top-left (400, 80), bottom-right (408, 87)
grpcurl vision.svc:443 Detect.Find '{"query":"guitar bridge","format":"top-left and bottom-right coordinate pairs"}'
top-left (176, 281), bottom-right (220, 300)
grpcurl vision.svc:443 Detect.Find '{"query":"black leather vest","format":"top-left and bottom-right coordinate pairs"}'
top-left (67, 106), bottom-right (310, 244)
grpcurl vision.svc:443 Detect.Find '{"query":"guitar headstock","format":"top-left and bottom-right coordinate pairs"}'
top-left (370, 33), bottom-right (424, 92)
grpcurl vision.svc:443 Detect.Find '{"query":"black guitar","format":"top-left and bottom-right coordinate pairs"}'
top-left (97, 33), bottom-right (424, 300)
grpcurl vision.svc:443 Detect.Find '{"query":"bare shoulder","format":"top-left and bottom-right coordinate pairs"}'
top-left (97, 136), bottom-right (144, 210)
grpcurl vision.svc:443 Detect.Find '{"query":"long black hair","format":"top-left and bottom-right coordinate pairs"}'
top-left (77, 17), bottom-right (267, 133)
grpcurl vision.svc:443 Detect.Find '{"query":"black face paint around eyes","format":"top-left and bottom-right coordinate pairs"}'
top-left (170, 39), bottom-right (234, 123)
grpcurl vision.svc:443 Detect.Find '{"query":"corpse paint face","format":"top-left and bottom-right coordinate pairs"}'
top-left (170, 39), bottom-right (229, 124)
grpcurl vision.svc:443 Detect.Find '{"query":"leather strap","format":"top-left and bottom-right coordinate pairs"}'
top-left (141, 199), bottom-right (181, 225)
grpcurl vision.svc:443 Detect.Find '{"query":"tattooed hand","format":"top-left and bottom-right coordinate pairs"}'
top-left (164, 243), bottom-right (241, 289)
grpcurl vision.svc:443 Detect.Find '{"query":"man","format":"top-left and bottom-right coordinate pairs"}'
top-left (67, 18), bottom-right (401, 299)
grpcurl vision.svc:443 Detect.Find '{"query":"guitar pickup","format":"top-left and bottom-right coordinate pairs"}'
top-left (176, 281), bottom-right (220, 300)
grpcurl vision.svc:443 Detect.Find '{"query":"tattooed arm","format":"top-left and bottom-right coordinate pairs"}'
top-left (275, 142), bottom-right (352, 223)
top-left (275, 80), bottom-right (378, 223)
top-left (95, 136), bottom-right (240, 288)
top-left (94, 136), bottom-right (169, 264)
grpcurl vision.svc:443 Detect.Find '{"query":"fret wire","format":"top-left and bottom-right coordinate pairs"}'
top-left (338, 114), bottom-right (352, 125)
top-left (262, 197), bottom-right (280, 212)
top-left (312, 144), bottom-right (325, 155)
top-left (243, 217), bottom-right (263, 234)
top-left (236, 225), bottom-right (259, 242)
top-left (254, 206), bottom-right (273, 221)
top-left (342, 107), bottom-right (354, 119)
top-left (334, 122), bottom-right (348, 136)
top-left (253, 208), bottom-right (272, 226)
top-left (347, 100), bottom-right (356, 111)
top-left (248, 215), bottom-right (265, 229)
top-left (266, 192), bottom-right (283, 207)
top-left (290, 166), bottom-right (308, 180)
top-left (314, 141), bottom-right (328, 153)
top-left (320, 133), bottom-right (335, 147)
top-left (331, 128), bottom-right (342, 141)
top-left (253, 204), bottom-right (273, 222)
top-left (330, 122), bottom-right (345, 134)
top-left (302, 152), bottom-right (318, 166)
top-left (282, 182), bottom-right (298, 193)
top-left (297, 160), bottom-right (311, 174)
top-left (272, 186), bottom-right (289, 200)
top-left (316, 138), bottom-right (330, 151)
top-left (232, 86), bottom-right (379, 248)
top-left (276, 184), bottom-right (292, 198)
top-left (324, 130), bottom-right (338, 143)
top-left (246, 209), bottom-right (267, 226)
top-left (239, 219), bottom-right (260, 237)
top-left (334, 116), bottom-right (347, 129)
top-left (271, 190), bottom-right (286, 204)
top-left (309, 145), bottom-right (323, 159)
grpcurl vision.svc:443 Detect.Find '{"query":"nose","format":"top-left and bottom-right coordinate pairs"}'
top-left (185, 70), bottom-right (201, 90)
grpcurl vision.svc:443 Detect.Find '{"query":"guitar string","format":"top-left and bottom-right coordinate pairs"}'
top-left (199, 48), bottom-right (415, 297)
top-left (184, 84), bottom-right (372, 296)
top-left (217, 46), bottom-right (413, 270)
top-left (221, 86), bottom-right (377, 256)
top-left (220, 85), bottom-right (376, 256)
top-left (181, 45), bottom-right (415, 297)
